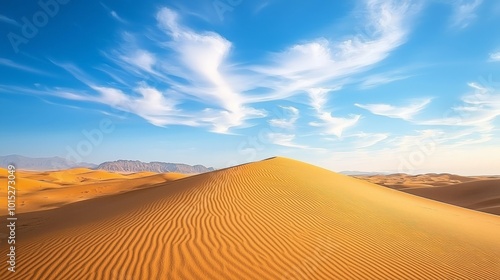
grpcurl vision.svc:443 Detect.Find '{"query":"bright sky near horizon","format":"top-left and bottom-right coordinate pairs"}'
top-left (1, 0), bottom-right (500, 175)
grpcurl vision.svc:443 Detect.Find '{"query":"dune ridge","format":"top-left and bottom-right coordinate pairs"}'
top-left (1, 157), bottom-right (499, 279)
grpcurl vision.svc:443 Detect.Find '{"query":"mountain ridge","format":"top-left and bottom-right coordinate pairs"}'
top-left (96, 159), bottom-right (214, 174)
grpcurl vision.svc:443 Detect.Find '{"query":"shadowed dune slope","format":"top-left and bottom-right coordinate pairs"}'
top-left (1, 157), bottom-right (500, 279)
top-left (403, 179), bottom-right (500, 215)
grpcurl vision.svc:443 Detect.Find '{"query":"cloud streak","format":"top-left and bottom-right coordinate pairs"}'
top-left (308, 88), bottom-right (361, 137)
top-left (267, 133), bottom-right (323, 150)
top-left (247, 0), bottom-right (419, 102)
top-left (355, 98), bottom-right (431, 121)
top-left (269, 106), bottom-right (300, 129)
top-left (0, 15), bottom-right (19, 26)
top-left (417, 82), bottom-right (500, 128)
top-left (0, 58), bottom-right (52, 76)
top-left (490, 51), bottom-right (500, 62)
top-left (449, 0), bottom-right (483, 29)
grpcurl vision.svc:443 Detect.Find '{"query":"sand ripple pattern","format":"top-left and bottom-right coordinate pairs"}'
top-left (1, 157), bottom-right (500, 279)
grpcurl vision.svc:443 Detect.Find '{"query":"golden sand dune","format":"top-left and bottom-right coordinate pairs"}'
top-left (355, 173), bottom-right (484, 189)
top-left (403, 179), bottom-right (500, 215)
top-left (0, 169), bottom-right (188, 214)
top-left (1, 157), bottom-right (499, 279)
top-left (28, 168), bottom-right (128, 185)
top-left (125, 171), bottom-right (159, 178)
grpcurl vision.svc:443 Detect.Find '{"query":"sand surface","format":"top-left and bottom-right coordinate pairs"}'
top-left (357, 173), bottom-right (500, 215)
top-left (0, 168), bottom-right (187, 213)
top-left (403, 179), bottom-right (500, 215)
top-left (1, 157), bottom-right (499, 279)
top-left (354, 173), bottom-right (489, 189)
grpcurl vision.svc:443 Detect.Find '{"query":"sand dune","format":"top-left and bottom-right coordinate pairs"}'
top-left (354, 173), bottom-right (483, 190)
top-left (0, 168), bottom-right (188, 214)
top-left (403, 179), bottom-right (500, 215)
top-left (1, 157), bottom-right (499, 279)
top-left (356, 173), bottom-right (500, 215)
top-left (26, 168), bottom-right (128, 184)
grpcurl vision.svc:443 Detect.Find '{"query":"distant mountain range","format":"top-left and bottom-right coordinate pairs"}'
top-left (0, 155), bottom-right (214, 174)
top-left (96, 160), bottom-right (214, 174)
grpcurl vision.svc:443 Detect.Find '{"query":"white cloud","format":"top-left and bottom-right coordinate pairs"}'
top-left (155, 7), bottom-right (268, 133)
top-left (269, 106), bottom-right (299, 129)
top-left (417, 82), bottom-right (500, 128)
top-left (308, 88), bottom-right (361, 137)
top-left (310, 114), bottom-right (361, 138)
top-left (350, 132), bottom-right (389, 149)
top-left (355, 98), bottom-right (431, 121)
top-left (248, 0), bottom-right (419, 102)
top-left (100, 3), bottom-right (127, 23)
top-left (267, 133), bottom-right (322, 150)
top-left (15, 1), bottom-right (419, 135)
top-left (359, 72), bottom-right (412, 89)
top-left (0, 15), bottom-right (19, 26)
top-left (110, 11), bottom-right (126, 23)
top-left (449, 0), bottom-right (483, 29)
top-left (489, 51), bottom-right (500, 62)
top-left (121, 49), bottom-right (156, 73)
top-left (0, 58), bottom-right (52, 76)
top-left (308, 87), bottom-right (331, 112)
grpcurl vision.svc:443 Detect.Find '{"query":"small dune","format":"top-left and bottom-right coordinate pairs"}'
top-left (1, 157), bottom-right (499, 279)
top-left (403, 179), bottom-right (500, 215)
top-left (0, 169), bottom-right (188, 214)
top-left (355, 173), bottom-right (485, 190)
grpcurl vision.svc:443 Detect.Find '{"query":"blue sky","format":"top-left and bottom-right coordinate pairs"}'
top-left (1, 0), bottom-right (500, 174)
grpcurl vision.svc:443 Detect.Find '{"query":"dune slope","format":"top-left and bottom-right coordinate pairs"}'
top-left (1, 157), bottom-right (499, 279)
top-left (403, 179), bottom-right (500, 215)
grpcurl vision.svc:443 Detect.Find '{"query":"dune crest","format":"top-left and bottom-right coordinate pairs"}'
top-left (1, 157), bottom-right (499, 279)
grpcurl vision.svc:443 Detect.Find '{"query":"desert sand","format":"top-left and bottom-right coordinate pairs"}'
top-left (0, 168), bottom-right (188, 213)
top-left (354, 173), bottom-right (487, 189)
top-left (1, 157), bottom-right (499, 279)
top-left (403, 179), bottom-right (500, 215)
top-left (356, 173), bottom-right (500, 215)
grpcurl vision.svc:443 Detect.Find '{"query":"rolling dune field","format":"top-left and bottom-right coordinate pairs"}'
top-left (0, 168), bottom-right (188, 213)
top-left (403, 179), bottom-right (500, 215)
top-left (1, 157), bottom-right (499, 279)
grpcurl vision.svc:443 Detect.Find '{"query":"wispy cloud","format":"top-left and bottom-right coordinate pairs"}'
top-left (489, 51), bottom-right (500, 62)
top-left (418, 82), bottom-right (500, 128)
top-left (8, 0), bottom-right (419, 136)
top-left (355, 98), bottom-right (431, 121)
top-left (254, 1), bottom-right (271, 14)
top-left (110, 11), bottom-right (126, 23)
top-left (269, 106), bottom-right (299, 129)
top-left (0, 58), bottom-right (52, 76)
top-left (267, 133), bottom-right (323, 150)
top-left (0, 15), bottom-right (19, 26)
top-left (100, 2), bottom-right (127, 23)
top-left (155, 7), bottom-right (268, 133)
top-left (308, 88), bottom-right (361, 138)
top-left (350, 132), bottom-right (389, 149)
top-left (359, 72), bottom-right (412, 89)
top-left (121, 49), bottom-right (156, 73)
top-left (248, 0), bottom-right (420, 102)
top-left (449, 0), bottom-right (483, 29)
